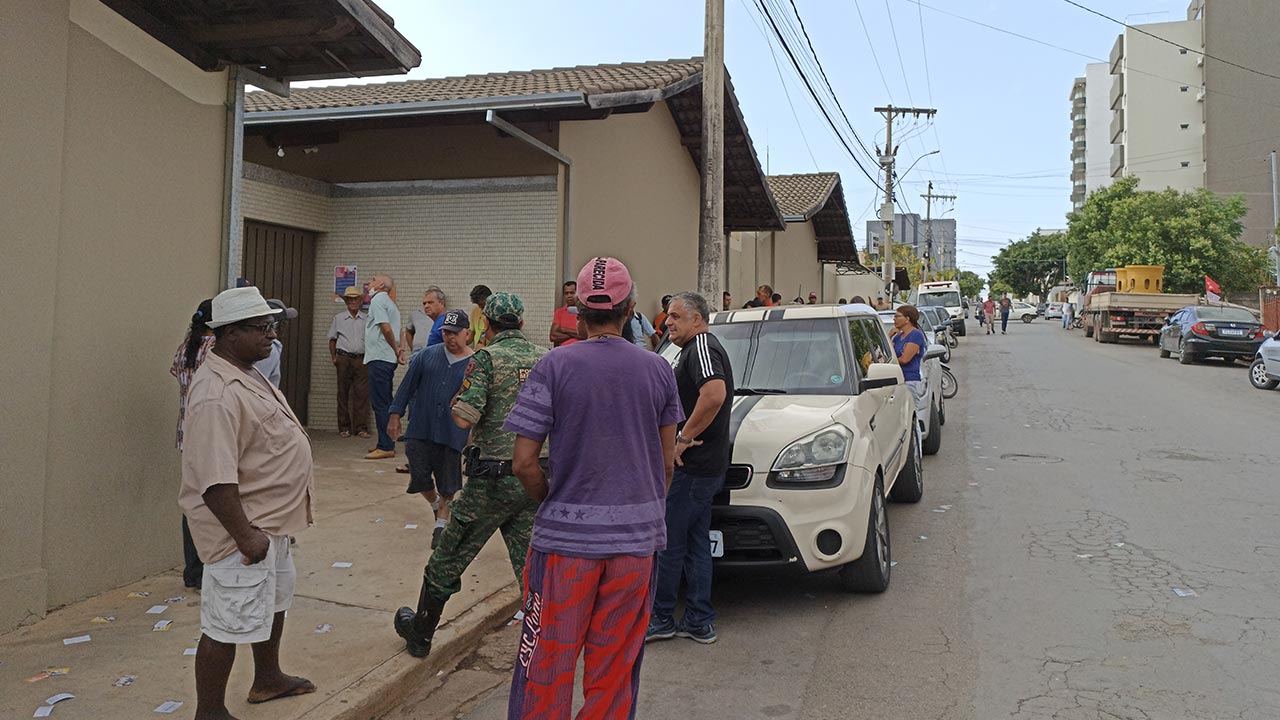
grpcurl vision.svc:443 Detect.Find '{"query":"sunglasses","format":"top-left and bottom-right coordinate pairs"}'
top-left (240, 320), bottom-right (280, 334)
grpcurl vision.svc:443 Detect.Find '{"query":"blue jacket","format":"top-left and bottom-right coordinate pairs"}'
top-left (389, 345), bottom-right (471, 451)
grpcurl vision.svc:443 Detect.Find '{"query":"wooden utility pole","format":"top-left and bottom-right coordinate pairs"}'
top-left (920, 181), bottom-right (957, 282)
top-left (874, 105), bottom-right (936, 300)
top-left (698, 0), bottom-right (726, 299)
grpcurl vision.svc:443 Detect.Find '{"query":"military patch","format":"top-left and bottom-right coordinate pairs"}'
top-left (518, 368), bottom-right (531, 383)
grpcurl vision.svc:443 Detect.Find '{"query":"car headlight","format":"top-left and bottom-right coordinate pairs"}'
top-left (771, 425), bottom-right (852, 482)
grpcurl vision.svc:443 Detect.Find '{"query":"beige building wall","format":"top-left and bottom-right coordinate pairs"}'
top-left (771, 222), bottom-right (823, 302)
top-left (0, 0), bottom-right (227, 629)
top-left (728, 232), bottom-right (766, 308)
top-left (559, 103), bottom-right (701, 319)
top-left (1116, 20), bottom-right (1204, 192)
top-left (240, 171), bottom-right (559, 432)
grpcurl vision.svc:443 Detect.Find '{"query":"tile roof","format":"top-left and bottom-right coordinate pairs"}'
top-left (245, 58), bottom-right (703, 112)
top-left (767, 173), bottom-right (840, 219)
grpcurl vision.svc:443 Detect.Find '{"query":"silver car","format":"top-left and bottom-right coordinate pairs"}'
top-left (1249, 336), bottom-right (1280, 390)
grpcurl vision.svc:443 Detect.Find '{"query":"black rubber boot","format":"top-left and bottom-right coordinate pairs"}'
top-left (394, 579), bottom-right (445, 658)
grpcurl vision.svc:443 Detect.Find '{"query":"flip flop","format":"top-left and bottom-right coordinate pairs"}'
top-left (247, 675), bottom-right (316, 704)
top-left (395, 464), bottom-right (410, 474)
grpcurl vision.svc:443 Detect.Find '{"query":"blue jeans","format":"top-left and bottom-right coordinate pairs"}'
top-left (653, 468), bottom-right (724, 628)
top-left (366, 360), bottom-right (397, 451)
top-left (1000, 311), bottom-right (1010, 332)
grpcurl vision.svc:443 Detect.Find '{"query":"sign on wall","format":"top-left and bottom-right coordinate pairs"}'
top-left (333, 265), bottom-right (357, 302)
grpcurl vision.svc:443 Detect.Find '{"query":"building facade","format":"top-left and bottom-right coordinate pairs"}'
top-left (1084, 63), bottom-right (1116, 198)
top-left (865, 213), bottom-right (955, 273)
top-left (1070, 75), bottom-right (1087, 209)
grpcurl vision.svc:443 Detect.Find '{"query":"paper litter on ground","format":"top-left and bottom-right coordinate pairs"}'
top-left (931, 509), bottom-right (947, 513)
top-left (331, 562), bottom-right (354, 568)
top-left (404, 524), bottom-right (418, 529)
top-left (918, 535), bottom-right (928, 541)
top-left (145, 605), bottom-right (168, 614)
top-left (314, 624), bottom-right (333, 634)
top-left (164, 596), bottom-right (186, 603)
top-left (152, 620), bottom-right (172, 632)
top-left (33, 706), bottom-right (53, 718)
top-left (154, 701), bottom-right (184, 713)
top-left (90, 616), bottom-right (115, 623)
top-left (1173, 588), bottom-right (1198, 598)
top-left (127, 591), bottom-right (151, 598)
top-left (113, 675), bottom-right (137, 687)
top-left (1113, 543), bottom-right (1126, 548)
top-left (183, 648), bottom-right (197, 656)
top-left (890, 561), bottom-right (899, 567)
top-left (46, 694), bottom-right (74, 705)
top-left (1076, 554), bottom-right (1093, 559)
top-left (62, 635), bottom-right (90, 645)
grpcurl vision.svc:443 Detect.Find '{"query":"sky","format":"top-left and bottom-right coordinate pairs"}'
top-left (296, 0), bottom-right (1195, 276)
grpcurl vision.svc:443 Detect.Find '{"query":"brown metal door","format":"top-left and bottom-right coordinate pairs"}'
top-left (242, 221), bottom-right (316, 424)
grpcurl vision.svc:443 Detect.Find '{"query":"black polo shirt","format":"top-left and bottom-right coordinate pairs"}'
top-left (674, 331), bottom-right (734, 477)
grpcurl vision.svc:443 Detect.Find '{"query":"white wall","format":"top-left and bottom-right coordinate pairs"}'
top-left (1084, 62), bottom-right (1115, 194)
top-left (1121, 20), bottom-right (1204, 192)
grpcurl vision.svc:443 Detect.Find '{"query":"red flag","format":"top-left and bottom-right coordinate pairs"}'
top-left (1205, 276), bottom-right (1221, 295)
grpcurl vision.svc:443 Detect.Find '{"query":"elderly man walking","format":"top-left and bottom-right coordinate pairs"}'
top-left (646, 292), bottom-right (734, 645)
top-left (180, 286), bottom-right (316, 718)
top-left (365, 274), bottom-right (402, 460)
top-left (328, 286), bottom-right (369, 438)
top-left (388, 310), bottom-right (474, 549)
top-left (394, 293), bottom-right (545, 659)
top-left (506, 257), bottom-right (684, 720)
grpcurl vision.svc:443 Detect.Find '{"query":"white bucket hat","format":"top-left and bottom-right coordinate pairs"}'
top-left (207, 287), bottom-right (283, 328)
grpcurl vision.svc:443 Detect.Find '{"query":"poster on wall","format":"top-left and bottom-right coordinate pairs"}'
top-left (334, 266), bottom-right (357, 302)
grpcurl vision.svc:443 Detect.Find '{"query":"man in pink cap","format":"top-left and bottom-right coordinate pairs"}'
top-left (505, 257), bottom-right (683, 719)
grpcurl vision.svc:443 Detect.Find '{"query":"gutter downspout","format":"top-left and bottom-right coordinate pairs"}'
top-left (220, 67), bottom-right (245, 290)
top-left (485, 110), bottom-right (573, 282)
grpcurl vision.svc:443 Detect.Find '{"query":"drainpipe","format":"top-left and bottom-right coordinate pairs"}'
top-left (485, 110), bottom-right (572, 283)
top-left (219, 67), bottom-right (245, 290)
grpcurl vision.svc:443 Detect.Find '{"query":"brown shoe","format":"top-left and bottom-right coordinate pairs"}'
top-left (339, 431), bottom-right (351, 438)
top-left (395, 464), bottom-right (410, 474)
top-left (356, 431), bottom-right (371, 438)
top-left (365, 449), bottom-right (396, 460)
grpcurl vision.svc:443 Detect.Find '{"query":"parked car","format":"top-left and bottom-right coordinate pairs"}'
top-left (659, 304), bottom-right (931, 592)
top-left (1044, 303), bottom-right (1064, 319)
top-left (878, 311), bottom-right (945, 455)
top-left (1036, 302), bottom-right (1046, 317)
top-left (1158, 305), bottom-right (1266, 364)
top-left (1014, 302), bottom-right (1038, 323)
top-left (1249, 335), bottom-right (1280, 390)
top-left (919, 306), bottom-right (955, 356)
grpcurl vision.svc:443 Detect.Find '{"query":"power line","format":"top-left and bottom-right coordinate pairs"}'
top-left (736, 0), bottom-right (820, 169)
top-left (914, 0), bottom-right (934, 105)
top-left (851, 0), bottom-right (894, 98)
top-left (1059, 0), bottom-right (1280, 83)
top-left (883, 0), bottom-right (916, 105)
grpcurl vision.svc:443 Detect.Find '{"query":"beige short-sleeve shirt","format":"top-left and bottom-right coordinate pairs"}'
top-left (179, 352), bottom-right (315, 564)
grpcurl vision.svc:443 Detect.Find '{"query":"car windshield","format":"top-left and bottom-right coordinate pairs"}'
top-left (919, 291), bottom-right (961, 308)
top-left (1197, 307), bottom-right (1257, 322)
top-left (710, 319), bottom-right (851, 395)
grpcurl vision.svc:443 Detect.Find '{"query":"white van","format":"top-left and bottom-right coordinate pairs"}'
top-left (914, 281), bottom-right (965, 336)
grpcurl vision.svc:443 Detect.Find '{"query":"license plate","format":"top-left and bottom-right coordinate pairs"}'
top-left (1221, 328), bottom-right (1245, 336)
top-left (709, 530), bottom-right (724, 558)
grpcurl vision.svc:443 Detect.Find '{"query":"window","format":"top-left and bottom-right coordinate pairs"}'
top-left (1181, 161), bottom-right (1191, 167)
top-left (1180, 86), bottom-right (1189, 92)
top-left (849, 319), bottom-right (890, 376)
top-left (1180, 123), bottom-right (1190, 129)
top-left (1180, 48), bottom-right (1188, 55)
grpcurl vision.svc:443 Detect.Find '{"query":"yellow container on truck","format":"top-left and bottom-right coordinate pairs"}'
top-left (1119, 265), bottom-right (1164, 294)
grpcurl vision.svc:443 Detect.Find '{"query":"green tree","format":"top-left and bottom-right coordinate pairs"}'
top-left (989, 279), bottom-right (1014, 297)
top-left (955, 270), bottom-right (984, 299)
top-left (989, 230), bottom-right (1069, 299)
top-left (1065, 177), bottom-right (1268, 295)
top-left (891, 243), bottom-right (925, 288)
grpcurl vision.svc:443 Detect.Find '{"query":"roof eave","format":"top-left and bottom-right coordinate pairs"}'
top-left (244, 91), bottom-right (587, 125)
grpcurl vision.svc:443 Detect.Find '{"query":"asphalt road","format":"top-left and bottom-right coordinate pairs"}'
top-left (386, 319), bottom-right (1280, 720)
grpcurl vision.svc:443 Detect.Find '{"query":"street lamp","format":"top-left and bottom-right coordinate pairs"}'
top-left (896, 150), bottom-right (940, 188)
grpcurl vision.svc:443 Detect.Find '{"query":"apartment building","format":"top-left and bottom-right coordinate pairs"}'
top-left (865, 213), bottom-right (956, 273)
top-left (1070, 76), bottom-right (1087, 209)
top-left (1107, 18), bottom-right (1205, 192)
top-left (1084, 63), bottom-right (1116, 197)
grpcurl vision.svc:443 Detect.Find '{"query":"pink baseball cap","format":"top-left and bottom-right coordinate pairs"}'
top-left (576, 257), bottom-right (633, 309)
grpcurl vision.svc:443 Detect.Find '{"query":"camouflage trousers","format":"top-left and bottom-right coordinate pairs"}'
top-left (423, 474), bottom-right (538, 602)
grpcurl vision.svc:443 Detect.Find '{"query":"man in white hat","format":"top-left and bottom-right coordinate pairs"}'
top-left (179, 286), bottom-right (317, 717)
top-left (328, 286), bottom-right (370, 438)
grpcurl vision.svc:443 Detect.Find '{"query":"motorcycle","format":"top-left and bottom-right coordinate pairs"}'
top-left (940, 361), bottom-right (958, 399)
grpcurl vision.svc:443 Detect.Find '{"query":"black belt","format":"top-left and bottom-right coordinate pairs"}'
top-left (336, 350), bottom-right (364, 358)
top-left (463, 451), bottom-right (549, 479)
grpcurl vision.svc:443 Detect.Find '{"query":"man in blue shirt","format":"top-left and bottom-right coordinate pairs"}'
top-left (365, 274), bottom-right (402, 460)
top-left (388, 309), bottom-right (474, 548)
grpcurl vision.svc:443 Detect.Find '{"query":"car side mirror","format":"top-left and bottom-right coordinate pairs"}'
top-left (1265, 330), bottom-right (1276, 340)
top-left (924, 344), bottom-right (947, 361)
top-left (860, 362), bottom-right (904, 392)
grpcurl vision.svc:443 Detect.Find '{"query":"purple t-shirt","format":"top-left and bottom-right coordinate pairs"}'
top-left (503, 336), bottom-right (684, 558)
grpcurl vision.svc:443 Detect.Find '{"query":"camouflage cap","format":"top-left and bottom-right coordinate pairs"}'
top-left (483, 292), bottom-right (524, 323)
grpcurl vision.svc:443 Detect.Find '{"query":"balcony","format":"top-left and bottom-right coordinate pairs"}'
top-left (1110, 33), bottom-right (1124, 74)
top-left (1110, 144), bottom-right (1125, 177)
top-left (1074, 116), bottom-right (1087, 130)
top-left (1110, 109), bottom-right (1124, 143)
top-left (1072, 166), bottom-right (1086, 183)
top-left (1110, 73), bottom-right (1124, 109)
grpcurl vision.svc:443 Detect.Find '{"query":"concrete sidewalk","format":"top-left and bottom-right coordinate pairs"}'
top-left (1, 433), bottom-right (522, 720)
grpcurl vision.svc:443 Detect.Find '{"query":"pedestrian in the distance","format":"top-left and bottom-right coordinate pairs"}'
top-left (722, 291), bottom-right (732, 311)
top-left (1062, 301), bottom-right (1074, 329)
top-left (1000, 294), bottom-right (1012, 334)
top-left (469, 284), bottom-right (492, 349)
top-left (654, 294), bottom-right (673, 337)
top-left (505, 257), bottom-right (684, 719)
top-left (647, 292), bottom-right (734, 645)
top-left (394, 292), bottom-right (545, 659)
top-left (983, 297), bottom-right (996, 335)
top-left (328, 286), bottom-right (370, 439)
top-left (180, 286), bottom-right (316, 716)
top-left (404, 287), bottom-right (447, 356)
top-left (365, 274), bottom-right (402, 460)
top-left (549, 280), bottom-right (584, 347)
top-left (807, 291), bottom-right (818, 304)
top-left (388, 310), bottom-right (474, 549)
top-left (171, 298), bottom-right (215, 589)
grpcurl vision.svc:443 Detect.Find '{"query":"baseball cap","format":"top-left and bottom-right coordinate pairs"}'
top-left (483, 292), bottom-right (524, 323)
top-left (576, 257), bottom-right (632, 310)
top-left (440, 309), bottom-right (470, 332)
top-left (266, 299), bottom-right (299, 320)
top-left (808, 291), bottom-right (818, 299)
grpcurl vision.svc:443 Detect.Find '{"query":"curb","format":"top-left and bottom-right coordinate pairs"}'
top-left (299, 582), bottom-right (522, 720)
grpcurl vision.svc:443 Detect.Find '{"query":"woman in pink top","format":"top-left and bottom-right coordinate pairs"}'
top-left (170, 298), bottom-right (215, 588)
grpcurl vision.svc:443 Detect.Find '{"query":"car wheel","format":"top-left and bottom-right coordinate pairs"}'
top-left (1158, 337), bottom-right (1171, 359)
top-left (1084, 319), bottom-right (1094, 338)
top-left (921, 400), bottom-right (941, 456)
top-left (1178, 340), bottom-right (1196, 365)
top-left (889, 422), bottom-right (923, 503)
top-left (1250, 358), bottom-right (1279, 389)
top-left (838, 474), bottom-right (890, 593)
top-left (1022, 314), bottom-right (1034, 323)
top-left (955, 322), bottom-right (966, 337)
top-left (938, 394), bottom-right (946, 426)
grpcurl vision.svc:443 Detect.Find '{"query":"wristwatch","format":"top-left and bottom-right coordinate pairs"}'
top-left (676, 432), bottom-right (695, 446)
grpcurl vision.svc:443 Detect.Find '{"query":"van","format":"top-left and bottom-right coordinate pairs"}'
top-left (914, 281), bottom-right (965, 336)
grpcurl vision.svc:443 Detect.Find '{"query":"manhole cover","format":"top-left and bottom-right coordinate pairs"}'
top-left (1000, 453), bottom-right (1063, 464)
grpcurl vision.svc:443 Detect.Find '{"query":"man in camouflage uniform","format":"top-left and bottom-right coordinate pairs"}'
top-left (394, 292), bottom-right (545, 658)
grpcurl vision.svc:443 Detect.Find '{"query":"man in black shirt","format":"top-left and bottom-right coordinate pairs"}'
top-left (646, 291), bottom-right (734, 645)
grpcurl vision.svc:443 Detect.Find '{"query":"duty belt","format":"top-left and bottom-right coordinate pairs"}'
top-left (462, 445), bottom-right (548, 479)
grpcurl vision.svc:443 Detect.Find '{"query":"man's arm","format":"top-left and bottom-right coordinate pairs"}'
top-left (513, 435), bottom-right (549, 502)
top-left (329, 338), bottom-right (338, 365)
top-left (549, 319), bottom-right (576, 345)
top-left (452, 354), bottom-right (490, 430)
top-left (380, 322), bottom-right (399, 356)
top-left (673, 378), bottom-right (726, 467)
top-left (387, 354), bottom-right (422, 440)
top-left (400, 326), bottom-right (415, 355)
top-left (202, 485), bottom-right (270, 565)
top-left (659, 424), bottom-right (677, 491)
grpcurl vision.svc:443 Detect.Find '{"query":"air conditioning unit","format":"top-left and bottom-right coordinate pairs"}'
top-left (1196, 89), bottom-right (1206, 102)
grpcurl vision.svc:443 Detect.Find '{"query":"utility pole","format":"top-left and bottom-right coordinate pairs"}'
top-left (920, 180), bottom-right (956, 282)
top-left (1270, 150), bottom-right (1279, 284)
top-left (874, 105), bottom-right (936, 300)
top-left (698, 0), bottom-right (726, 299)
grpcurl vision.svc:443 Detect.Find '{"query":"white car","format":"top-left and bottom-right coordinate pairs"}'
top-left (1013, 302), bottom-right (1038, 323)
top-left (1250, 336), bottom-right (1280, 390)
top-left (877, 311), bottom-right (945, 456)
top-left (1044, 303), bottom-right (1064, 319)
top-left (660, 304), bottom-right (933, 592)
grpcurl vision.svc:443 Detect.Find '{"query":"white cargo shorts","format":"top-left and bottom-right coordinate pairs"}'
top-left (200, 534), bottom-right (295, 644)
